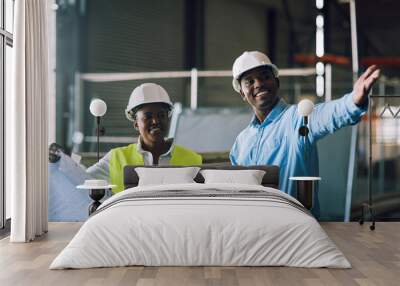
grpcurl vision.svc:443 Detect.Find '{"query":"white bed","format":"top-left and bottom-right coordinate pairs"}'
top-left (50, 183), bottom-right (350, 269)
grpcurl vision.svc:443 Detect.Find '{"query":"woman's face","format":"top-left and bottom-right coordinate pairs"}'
top-left (134, 103), bottom-right (171, 145)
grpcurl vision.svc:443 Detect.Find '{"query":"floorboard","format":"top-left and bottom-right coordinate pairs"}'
top-left (0, 222), bottom-right (399, 286)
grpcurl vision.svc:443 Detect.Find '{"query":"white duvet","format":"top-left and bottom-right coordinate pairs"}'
top-left (50, 183), bottom-right (351, 269)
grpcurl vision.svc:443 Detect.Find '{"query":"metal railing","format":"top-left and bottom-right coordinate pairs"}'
top-left (73, 67), bottom-right (317, 148)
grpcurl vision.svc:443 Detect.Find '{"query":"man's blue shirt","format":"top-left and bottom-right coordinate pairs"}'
top-left (230, 93), bottom-right (367, 216)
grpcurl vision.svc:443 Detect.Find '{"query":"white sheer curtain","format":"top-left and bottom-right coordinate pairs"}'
top-left (9, 0), bottom-right (49, 242)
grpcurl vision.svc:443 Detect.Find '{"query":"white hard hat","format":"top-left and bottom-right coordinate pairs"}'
top-left (232, 51), bottom-right (279, 93)
top-left (125, 83), bottom-right (173, 122)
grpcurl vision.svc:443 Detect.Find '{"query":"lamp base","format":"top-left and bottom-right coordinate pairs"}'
top-left (88, 189), bottom-right (105, 215)
top-left (296, 180), bottom-right (314, 210)
top-left (289, 177), bottom-right (321, 210)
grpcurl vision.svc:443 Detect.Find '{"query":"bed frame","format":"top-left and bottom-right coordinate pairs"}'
top-left (124, 165), bottom-right (280, 190)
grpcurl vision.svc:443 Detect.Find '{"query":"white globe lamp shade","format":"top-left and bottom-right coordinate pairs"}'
top-left (298, 99), bottom-right (314, 116)
top-left (90, 99), bottom-right (107, 117)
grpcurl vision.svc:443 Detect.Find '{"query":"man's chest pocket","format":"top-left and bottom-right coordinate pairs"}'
top-left (260, 135), bottom-right (287, 157)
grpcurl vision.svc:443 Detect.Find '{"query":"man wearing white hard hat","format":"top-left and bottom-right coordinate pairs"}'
top-left (86, 83), bottom-right (202, 193)
top-left (230, 51), bottom-right (380, 217)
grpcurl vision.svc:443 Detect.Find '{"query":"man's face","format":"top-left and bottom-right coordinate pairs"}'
top-left (134, 103), bottom-right (171, 145)
top-left (239, 66), bottom-right (280, 112)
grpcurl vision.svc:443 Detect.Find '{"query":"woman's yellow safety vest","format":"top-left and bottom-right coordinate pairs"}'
top-left (109, 144), bottom-right (202, 193)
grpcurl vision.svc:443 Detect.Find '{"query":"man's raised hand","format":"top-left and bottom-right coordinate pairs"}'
top-left (353, 65), bottom-right (381, 106)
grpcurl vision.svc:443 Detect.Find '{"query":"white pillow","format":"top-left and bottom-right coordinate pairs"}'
top-left (135, 167), bottom-right (200, 186)
top-left (200, 169), bottom-right (266, 185)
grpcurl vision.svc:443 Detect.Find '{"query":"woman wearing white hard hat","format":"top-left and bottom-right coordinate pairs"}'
top-left (47, 83), bottom-right (201, 219)
top-left (86, 83), bottom-right (202, 193)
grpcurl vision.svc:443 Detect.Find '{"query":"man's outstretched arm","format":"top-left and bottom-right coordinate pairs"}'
top-left (308, 65), bottom-right (381, 142)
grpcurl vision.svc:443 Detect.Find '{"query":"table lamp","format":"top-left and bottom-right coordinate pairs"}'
top-left (297, 99), bottom-right (314, 138)
top-left (89, 99), bottom-right (107, 162)
top-left (290, 99), bottom-right (321, 210)
top-left (85, 99), bottom-right (108, 215)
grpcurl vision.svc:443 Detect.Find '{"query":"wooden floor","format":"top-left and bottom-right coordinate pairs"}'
top-left (0, 222), bottom-right (399, 286)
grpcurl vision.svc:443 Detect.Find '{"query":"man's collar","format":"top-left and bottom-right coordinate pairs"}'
top-left (251, 99), bottom-right (288, 126)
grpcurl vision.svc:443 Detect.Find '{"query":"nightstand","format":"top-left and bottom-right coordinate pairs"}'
top-left (289, 177), bottom-right (321, 210)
